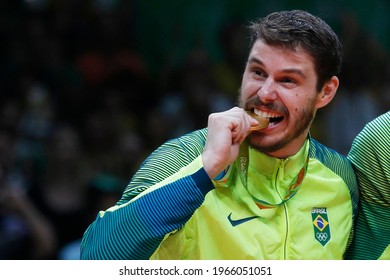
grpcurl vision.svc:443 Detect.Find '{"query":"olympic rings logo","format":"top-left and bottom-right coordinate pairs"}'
top-left (316, 232), bottom-right (328, 241)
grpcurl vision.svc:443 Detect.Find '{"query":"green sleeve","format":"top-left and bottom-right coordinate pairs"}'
top-left (80, 129), bottom-right (214, 259)
top-left (346, 111), bottom-right (390, 259)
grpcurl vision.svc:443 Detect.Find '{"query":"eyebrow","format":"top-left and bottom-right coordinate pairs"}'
top-left (247, 57), bottom-right (307, 79)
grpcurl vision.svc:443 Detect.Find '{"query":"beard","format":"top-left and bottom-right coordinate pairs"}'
top-left (249, 107), bottom-right (315, 154)
top-left (239, 89), bottom-right (316, 154)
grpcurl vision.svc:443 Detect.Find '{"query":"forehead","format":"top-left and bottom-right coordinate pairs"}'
top-left (248, 40), bottom-right (316, 74)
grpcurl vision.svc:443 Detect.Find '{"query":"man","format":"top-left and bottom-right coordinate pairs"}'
top-left (346, 111), bottom-right (390, 260)
top-left (80, 10), bottom-right (358, 260)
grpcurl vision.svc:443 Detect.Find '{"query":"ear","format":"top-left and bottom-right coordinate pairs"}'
top-left (315, 76), bottom-right (339, 109)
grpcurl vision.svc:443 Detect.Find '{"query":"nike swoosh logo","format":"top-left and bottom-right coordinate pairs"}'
top-left (228, 212), bottom-right (261, 227)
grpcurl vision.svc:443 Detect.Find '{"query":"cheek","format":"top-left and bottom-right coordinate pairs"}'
top-left (290, 93), bottom-right (317, 112)
top-left (292, 96), bottom-right (317, 119)
top-left (239, 82), bottom-right (253, 99)
top-left (241, 79), bottom-right (260, 98)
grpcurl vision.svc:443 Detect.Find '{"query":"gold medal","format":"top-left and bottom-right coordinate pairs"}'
top-left (245, 110), bottom-right (269, 131)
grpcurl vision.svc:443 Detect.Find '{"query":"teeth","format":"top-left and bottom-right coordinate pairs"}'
top-left (254, 108), bottom-right (282, 119)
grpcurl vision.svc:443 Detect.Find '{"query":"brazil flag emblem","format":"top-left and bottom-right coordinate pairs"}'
top-left (311, 207), bottom-right (331, 246)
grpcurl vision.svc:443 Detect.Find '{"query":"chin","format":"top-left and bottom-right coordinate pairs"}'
top-left (248, 132), bottom-right (290, 154)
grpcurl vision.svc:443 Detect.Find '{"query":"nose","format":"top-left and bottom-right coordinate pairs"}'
top-left (257, 78), bottom-right (277, 102)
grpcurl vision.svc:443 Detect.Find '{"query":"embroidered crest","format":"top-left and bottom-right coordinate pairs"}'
top-left (311, 207), bottom-right (331, 246)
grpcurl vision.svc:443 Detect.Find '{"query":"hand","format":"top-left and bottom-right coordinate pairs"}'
top-left (202, 107), bottom-right (258, 179)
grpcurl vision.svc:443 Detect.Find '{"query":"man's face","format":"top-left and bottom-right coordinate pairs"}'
top-left (240, 40), bottom-right (321, 158)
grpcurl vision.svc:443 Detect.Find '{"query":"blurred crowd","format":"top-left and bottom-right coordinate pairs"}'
top-left (1, 1), bottom-right (389, 260)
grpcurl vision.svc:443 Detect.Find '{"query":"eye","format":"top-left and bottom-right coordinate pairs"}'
top-left (279, 77), bottom-right (298, 88)
top-left (253, 69), bottom-right (266, 78)
top-left (281, 77), bottom-right (296, 84)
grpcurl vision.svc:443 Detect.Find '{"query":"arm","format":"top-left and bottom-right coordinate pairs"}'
top-left (80, 107), bottom-right (255, 260)
top-left (80, 130), bottom-right (214, 260)
top-left (346, 111), bottom-right (390, 259)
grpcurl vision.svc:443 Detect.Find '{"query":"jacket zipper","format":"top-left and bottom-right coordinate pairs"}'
top-left (275, 158), bottom-right (289, 260)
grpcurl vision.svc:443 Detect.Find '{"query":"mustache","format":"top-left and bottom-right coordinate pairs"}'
top-left (241, 95), bottom-right (288, 115)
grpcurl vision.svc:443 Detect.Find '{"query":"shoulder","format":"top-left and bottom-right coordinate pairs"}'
top-left (348, 111), bottom-right (390, 164)
top-left (308, 138), bottom-right (356, 187)
top-left (308, 138), bottom-right (359, 214)
top-left (347, 112), bottom-right (390, 203)
top-left (308, 138), bottom-right (353, 172)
